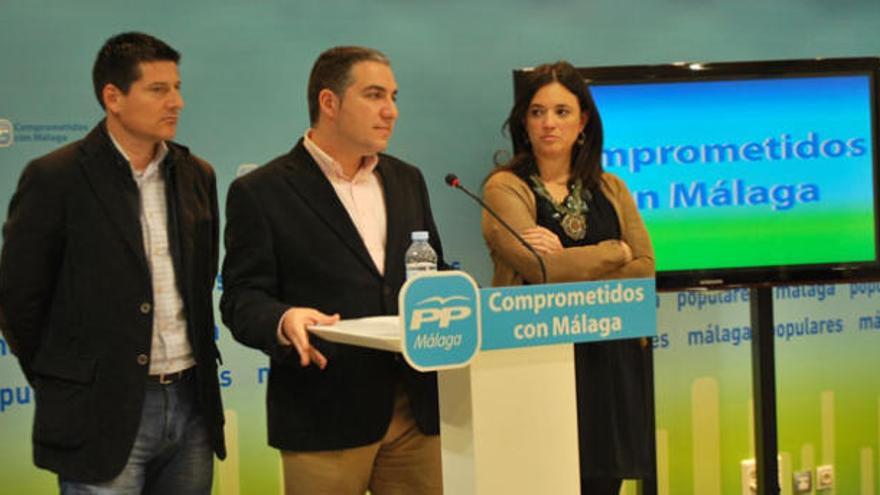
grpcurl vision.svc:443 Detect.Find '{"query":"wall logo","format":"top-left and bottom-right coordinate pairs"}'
top-left (7, 122), bottom-right (88, 145)
top-left (400, 271), bottom-right (481, 371)
top-left (0, 119), bottom-right (13, 148)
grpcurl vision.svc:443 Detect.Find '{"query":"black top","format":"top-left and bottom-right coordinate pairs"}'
top-left (533, 183), bottom-right (655, 479)
top-left (533, 180), bottom-right (621, 245)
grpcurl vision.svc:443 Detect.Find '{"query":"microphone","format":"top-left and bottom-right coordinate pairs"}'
top-left (444, 174), bottom-right (547, 284)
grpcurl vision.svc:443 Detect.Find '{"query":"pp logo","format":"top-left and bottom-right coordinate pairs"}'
top-left (399, 271), bottom-right (481, 371)
top-left (410, 296), bottom-right (472, 330)
top-left (0, 119), bottom-right (13, 148)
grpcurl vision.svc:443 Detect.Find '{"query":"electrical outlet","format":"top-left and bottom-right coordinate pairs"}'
top-left (741, 459), bottom-right (757, 495)
top-left (816, 464), bottom-right (834, 490)
top-left (793, 470), bottom-right (812, 493)
top-left (740, 456), bottom-right (784, 493)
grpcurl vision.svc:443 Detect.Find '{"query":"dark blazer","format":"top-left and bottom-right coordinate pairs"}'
top-left (220, 139), bottom-right (444, 451)
top-left (0, 122), bottom-right (226, 482)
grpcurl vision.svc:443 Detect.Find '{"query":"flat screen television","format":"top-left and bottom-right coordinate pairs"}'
top-left (514, 58), bottom-right (880, 290)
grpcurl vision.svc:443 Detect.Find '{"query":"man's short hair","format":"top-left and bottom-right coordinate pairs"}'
top-left (92, 32), bottom-right (181, 109)
top-left (307, 46), bottom-right (390, 125)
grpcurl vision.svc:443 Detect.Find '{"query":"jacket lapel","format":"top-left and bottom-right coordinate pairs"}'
top-left (77, 123), bottom-right (148, 270)
top-left (163, 147), bottom-right (193, 299)
top-left (378, 159), bottom-right (406, 283)
top-left (283, 142), bottom-right (381, 278)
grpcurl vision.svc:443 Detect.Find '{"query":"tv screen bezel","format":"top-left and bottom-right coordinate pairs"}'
top-left (513, 57), bottom-right (880, 290)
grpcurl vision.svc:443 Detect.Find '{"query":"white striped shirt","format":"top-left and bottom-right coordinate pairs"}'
top-left (109, 133), bottom-right (194, 374)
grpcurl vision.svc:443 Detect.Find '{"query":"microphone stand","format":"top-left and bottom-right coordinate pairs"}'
top-left (445, 174), bottom-right (547, 284)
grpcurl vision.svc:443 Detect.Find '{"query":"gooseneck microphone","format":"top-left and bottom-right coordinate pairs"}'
top-left (444, 173), bottom-right (547, 284)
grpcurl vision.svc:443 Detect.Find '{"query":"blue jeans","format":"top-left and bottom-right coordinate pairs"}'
top-left (59, 371), bottom-right (213, 495)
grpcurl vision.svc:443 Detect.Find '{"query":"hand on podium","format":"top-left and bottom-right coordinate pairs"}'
top-left (280, 307), bottom-right (340, 369)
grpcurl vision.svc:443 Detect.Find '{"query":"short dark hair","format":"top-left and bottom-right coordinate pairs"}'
top-left (307, 46), bottom-right (390, 125)
top-left (492, 61), bottom-right (605, 190)
top-left (92, 32), bottom-right (180, 109)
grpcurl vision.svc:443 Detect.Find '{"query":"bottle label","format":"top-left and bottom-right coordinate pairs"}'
top-left (406, 262), bottom-right (437, 280)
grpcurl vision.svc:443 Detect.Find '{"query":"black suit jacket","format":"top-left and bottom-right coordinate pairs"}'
top-left (0, 122), bottom-right (226, 481)
top-left (220, 140), bottom-right (444, 451)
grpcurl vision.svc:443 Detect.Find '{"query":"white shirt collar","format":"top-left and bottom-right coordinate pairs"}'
top-left (303, 129), bottom-right (379, 182)
top-left (107, 129), bottom-right (169, 178)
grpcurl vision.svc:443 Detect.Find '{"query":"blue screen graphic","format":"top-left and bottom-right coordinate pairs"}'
top-left (589, 74), bottom-right (877, 271)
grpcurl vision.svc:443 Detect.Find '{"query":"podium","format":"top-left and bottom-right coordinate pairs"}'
top-left (312, 317), bottom-right (580, 494)
top-left (311, 276), bottom-right (656, 495)
top-left (438, 345), bottom-right (581, 494)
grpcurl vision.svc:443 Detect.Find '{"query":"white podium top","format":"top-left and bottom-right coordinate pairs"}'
top-left (309, 316), bottom-right (402, 353)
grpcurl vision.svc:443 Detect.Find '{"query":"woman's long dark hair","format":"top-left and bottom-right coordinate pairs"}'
top-left (490, 61), bottom-right (605, 190)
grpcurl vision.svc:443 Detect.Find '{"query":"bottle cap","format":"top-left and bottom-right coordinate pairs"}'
top-left (411, 230), bottom-right (429, 241)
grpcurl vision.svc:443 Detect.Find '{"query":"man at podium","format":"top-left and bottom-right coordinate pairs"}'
top-left (221, 46), bottom-right (445, 495)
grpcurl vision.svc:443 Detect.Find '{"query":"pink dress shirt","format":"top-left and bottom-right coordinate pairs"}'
top-left (276, 132), bottom-right (388, 345)
top-left (303, 131), bottom-right (387, 274)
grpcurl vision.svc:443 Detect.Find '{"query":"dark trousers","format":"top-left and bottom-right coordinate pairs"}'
top-left (59, 371), bottom-right (212, 495)
top-left (580, 477), bottom-right (623, 495)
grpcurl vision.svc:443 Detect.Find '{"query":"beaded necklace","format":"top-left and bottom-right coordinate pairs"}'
top-left (529, 174), bottom-right (592, 241)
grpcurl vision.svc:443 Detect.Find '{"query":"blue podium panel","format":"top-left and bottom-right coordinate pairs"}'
top-left (400, 271), bottom-right (482, 371)
top-left (480, 278), bottom-right (657, 350)
top-left (400, 274), bottom-right (656, 369)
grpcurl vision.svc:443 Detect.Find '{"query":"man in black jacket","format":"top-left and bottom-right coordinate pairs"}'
top-left (0, 32), bottom-right (225, 494)
top-left (221, 46), bottom-right (444, 495)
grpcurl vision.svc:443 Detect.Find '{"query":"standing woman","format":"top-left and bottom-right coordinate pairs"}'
top-left (481, 61), bottom-right (655, 494)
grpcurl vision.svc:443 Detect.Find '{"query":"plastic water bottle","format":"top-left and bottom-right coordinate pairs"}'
top-left (405, 231), bottom-right (438, 280)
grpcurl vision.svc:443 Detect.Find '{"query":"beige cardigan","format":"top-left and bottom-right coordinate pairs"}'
top-left (482, 170), bottom-right (655, 287)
